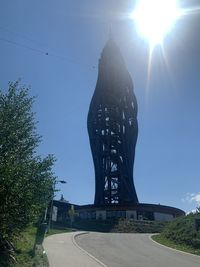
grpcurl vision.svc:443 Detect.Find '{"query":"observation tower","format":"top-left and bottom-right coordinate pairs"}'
top-left (87, 38), bottom-right (139, 205)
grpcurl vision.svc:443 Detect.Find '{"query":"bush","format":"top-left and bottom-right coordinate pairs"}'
top-left (0, 81), bottom-right (56, 264)
top-left (162, 212), bottom-right (200, 249)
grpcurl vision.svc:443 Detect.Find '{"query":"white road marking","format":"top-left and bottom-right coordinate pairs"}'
top-left (149, 234), bottom-right (200, 258)
top-left (73, 232), bottom-right (108, 267)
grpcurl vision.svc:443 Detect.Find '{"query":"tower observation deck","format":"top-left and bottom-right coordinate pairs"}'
top-left (87, 39), bottom-right (139, 205)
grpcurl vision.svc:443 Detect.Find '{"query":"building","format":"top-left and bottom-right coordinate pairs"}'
top-left (79, 38), bottom-right (184, 221)
top-left (87, 38), bottom-right (138, 205)
top-left (51, 201), bottom-right (184, 222)
top-left (76, 203), bottom-right (184, 221)
top-left (54, 38), bottom-right (185, 223)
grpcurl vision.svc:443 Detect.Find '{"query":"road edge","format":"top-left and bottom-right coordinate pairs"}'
top-left (149, 234), bottom-right (200, 258)
top-left (72, 232), bottom-right (108, 267)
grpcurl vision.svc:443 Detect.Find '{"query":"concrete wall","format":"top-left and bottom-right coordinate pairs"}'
top-left (154, 212), bottom-right (174, 221)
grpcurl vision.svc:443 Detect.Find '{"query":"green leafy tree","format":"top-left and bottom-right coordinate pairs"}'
top-left (0, 81), bottom-right (56, 263)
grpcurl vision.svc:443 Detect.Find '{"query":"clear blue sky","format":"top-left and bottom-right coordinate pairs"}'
top-left (1, 0), bottom-right (200, 213)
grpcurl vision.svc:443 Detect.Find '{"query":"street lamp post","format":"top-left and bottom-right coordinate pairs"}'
top-left (47, 180), bottom-right (67, 232)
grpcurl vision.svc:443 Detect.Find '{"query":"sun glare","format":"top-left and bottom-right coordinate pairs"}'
top-left (131, 0), bottom-right (181, 47)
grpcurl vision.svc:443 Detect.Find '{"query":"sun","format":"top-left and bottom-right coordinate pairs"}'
top-left (131, 0), bottom-right (181, 47)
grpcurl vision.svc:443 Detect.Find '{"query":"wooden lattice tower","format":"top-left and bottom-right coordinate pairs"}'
top-left (88, 39), bottom-right (139, 205)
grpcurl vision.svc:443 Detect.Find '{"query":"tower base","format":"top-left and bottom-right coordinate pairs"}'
top-left (75, 203), bottom-right (185, 222)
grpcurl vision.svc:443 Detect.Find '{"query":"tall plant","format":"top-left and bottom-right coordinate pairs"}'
top-left (0, 81), bottom-right (56, 263)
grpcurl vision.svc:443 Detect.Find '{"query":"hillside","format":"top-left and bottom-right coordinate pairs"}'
top-left (153, 211), bottom-right (200, 255)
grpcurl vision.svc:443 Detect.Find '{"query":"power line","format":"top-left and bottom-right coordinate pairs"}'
top-left (0, 36), bottom-right (82, 64)
top-left (0, 36), bottom-right (96, 69)
top-left (0, 36), bottom-right (47, 55)
top-left (0, 26), bottom-right (76, 62)
top-left (0, 26), bottom-right (45, 48)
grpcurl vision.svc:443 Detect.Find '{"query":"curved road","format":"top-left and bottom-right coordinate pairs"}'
top-left (43, 232), bottom-right (103, 267)
top-left (44, 232), bottom-right (200, 267)
top-left (76, 232), bottom-right (200, 267)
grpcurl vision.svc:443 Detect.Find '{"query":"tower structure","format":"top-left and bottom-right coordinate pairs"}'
top-left (87, 39), bottom-right (139, 205)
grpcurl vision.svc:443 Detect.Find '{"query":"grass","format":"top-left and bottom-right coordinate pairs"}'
top-left (9, 225), bottom-right (48, 267)
top-left (68, 218), bottom-right (167, 233)
top-left (152, 233), bottom-right (200, 256)
top-left (111, 219), bottom-right (167, 233)
top-left (9, 223), bottom-right (75, 267)
top-left (45, 226), bottom-right (74, 237)
top-left (151, 212), bottom-right (200, 257)
top-left (71, 219), bottom-right (114, 232)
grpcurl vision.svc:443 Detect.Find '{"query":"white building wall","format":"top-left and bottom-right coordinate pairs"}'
top-left (96, 210), bottom-right (106, 220)
top-left (154, 212), bottom-right (174, 221)
top-left (52, 206), bottom-right (58, 222)
top-left (126, 210), bottom-right (137, 219)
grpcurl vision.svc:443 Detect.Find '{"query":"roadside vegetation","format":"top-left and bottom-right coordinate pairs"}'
top-left (152, 210), bottom-right (200, 256)
top-left (59, 218), bottom-right (167, 233)
top-left (8, 223), bottom-right (73, 267)
top-left (111, 218), bottom-right (167, 233)
top-left (0, 81), bottom-right (56, 266)
top-left (9, 224), bottom-right (48, 267)
top-left (45, 224), bottom-right (74, 237)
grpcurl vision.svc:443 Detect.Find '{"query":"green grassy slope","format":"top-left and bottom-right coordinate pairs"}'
top-left (0, 224), bottom-right (49, 267)
top-left (152, 212), bottom-right (200, 256)
top-left (67, 218), bottom-right (167, 233)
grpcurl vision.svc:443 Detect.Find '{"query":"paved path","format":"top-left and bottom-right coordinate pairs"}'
top-left (43, 232), bottom-right (104, 267)
top-left (76, 232), bottom-right (200, 267)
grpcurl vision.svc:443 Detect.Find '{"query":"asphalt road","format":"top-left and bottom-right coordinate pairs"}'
top-left (76, 232), bottom-right (200, 267)
top-left (43, 232), bottom-right (104, 267)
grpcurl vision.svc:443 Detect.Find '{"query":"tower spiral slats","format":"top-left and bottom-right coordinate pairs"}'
top-left (87, 39), bottom-right (139, 205)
